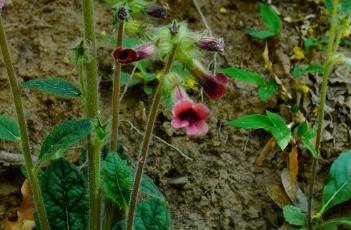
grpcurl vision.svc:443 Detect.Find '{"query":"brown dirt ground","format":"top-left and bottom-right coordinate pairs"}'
top-left (0, 0), bottom-right (350, 229)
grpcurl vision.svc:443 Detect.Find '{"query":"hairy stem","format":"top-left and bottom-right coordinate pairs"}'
top-left (0, 15), bottom-right (50, 230)
top-left (307, 1), bottom-right (339, 229)
top-left (82, 0), bottom-right (100, 229)
top-left (126, 46), bottom-right (177, 230)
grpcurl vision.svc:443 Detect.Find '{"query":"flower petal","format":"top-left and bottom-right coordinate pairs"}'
top-left (172, 99), bottom-right (193, 116)
top-left (113, 48), bottom-right (138, 64)
top-left (186, 121), bottom-right (209, 136)
top-left (203, 77), bottom-right (227, 100)
top-left (171, 117), bottom-right (189, 128)
top-left (192, 103), bottom-right (210, 120)
top-left (215, 73), bottom-right (229, 84)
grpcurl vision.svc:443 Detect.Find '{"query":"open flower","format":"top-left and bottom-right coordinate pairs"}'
top-left (113, 43), bottom-right (156, 64)
top-left (171, 87), bottom-right (210, 136)
top-left (196, 37), bottom-right (224, 53)
top-left (146, 6), bottom-right (166, 19)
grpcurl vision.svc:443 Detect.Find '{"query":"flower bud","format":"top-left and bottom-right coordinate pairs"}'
top-left (113, 43), bottom-right (157, 64)
top-left (197, 37), bottom-right (224, 53)
top-left (115, 4), bottom-right (129, 21)
top-left (146, 5), bottom-right (167, 19)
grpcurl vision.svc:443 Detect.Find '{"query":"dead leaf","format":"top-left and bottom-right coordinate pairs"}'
top-left (256, 137), bottom-right (276, 166)
top-left (266, 184), bottom-right (292, 208)
top-left (288, 145), bottom-right (299, 199)
top-left (4, 179), bottom-right (35, 230)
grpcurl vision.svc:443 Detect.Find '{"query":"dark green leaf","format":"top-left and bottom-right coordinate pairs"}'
top-left (141, 174), bottom-right (164, 200)
top-left (258, 79), bottom-right (277, 101)
top-left (303, 140), bottom-right (317, 158)
top-left (220, 67), bottom-right (265, 87)
top-left (266, 111), bottom-right (291, 150)
top-left (292, 65), bottom-right (324, 78)
top-left (21, 78), bottom-right (81, 97)
top-left (248, 29), bottom-right (277, 40)
top-left (283, 205), bottom-right (305, 226)
top-left (101, 153), bottom-right (133, 210)
top-left (39, 119), bottom-right (92, 162)
top-left (325, 0), bottom-right (351, 14)
top-left (0, 114), bottom-right (20, 142)
top-left (260, 3), bottom-right (281, 33)
top-left (316, 217), bottom-right (351, 230)
top-left (297, 121), bottom-right (308, 138)
top-left (226, 114), bottom-right (273, 131)
top-left (40, 158), bottom-right (88, 230)
top-left (320, 151), bottom-right (351, 214)
top-left (134, 198), bottom-right (171, 230)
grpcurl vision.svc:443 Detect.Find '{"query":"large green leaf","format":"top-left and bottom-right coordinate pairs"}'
top-left (134, 198), bottom-right (171, 230)
top-left (320, 151), bottom-right (351, 214)
top-left (141, 174), bottom-right (164, 200)
top-left (39, 119), bottom-right (92, 162)
top-left (316, 217), bottom-right (351, 230)
top-left (266, 111), bottom-right (291, 150)
top-left (0, 114), bottom-right (20, 142)
top-left (39, 158), bottom-right (88, 230)
top-left (22, 78), bottom-right (81, 98)
top-left (101, 153), bottom-right (133, 210)
top-left (220, 67), bottom-right (265, 87)
top-left (260, 3), bottom-right (281, 33)
top-left (226, 114), bottom-right (273, 131)
top-left (283, 205), bottom-right (305, 226)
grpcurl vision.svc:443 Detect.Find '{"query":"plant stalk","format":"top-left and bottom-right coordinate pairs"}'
top-left (0, 15), bottom-right (50, 230)
top-left (82, 0), bottom-right (100, 229)
top-left (126, 46), bottom-right (177, 230)
top-left (306, 1), bottom-right (339, 229)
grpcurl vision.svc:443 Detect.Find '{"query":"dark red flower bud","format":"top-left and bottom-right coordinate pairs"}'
top-left (146, 6), bottom-right (166, 19)
top-left (113, 43), bottom-right (156, 64)
top-left (197, 37), bottom-right (224, 53)
top-left (116, 5), bottom-right (129, 21)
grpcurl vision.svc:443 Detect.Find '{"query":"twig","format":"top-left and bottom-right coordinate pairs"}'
top-left (0, 151), bottom-right (37, 166)
top-left (119, 65), bottom-right (138, 103)
top-left (120, 119), bottom-right (192, 161)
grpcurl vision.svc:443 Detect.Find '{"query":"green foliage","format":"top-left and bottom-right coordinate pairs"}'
top-left (0, 114), bottom-right (20, 142)
top-left (21, 78), bottom-right (81, 98)
top-left (258, 79), bottom-right (277, 101)
top-left (101, 153), bottom-right (133, 210)
top-left (141, 174), bottom-right (165, 200)
top-left (320, 151), bottom-right (351, 214)
top-left (283, 205), bottom-right (305, 226)
top-left (39, 158), bottom-right (88, 230)
top-left (39, 119), bottom-right (92, 162)
top-left (226, 111), bottom-right (291, 150)
top-left (325, 0), bottom-right (351, 14)
top-left (248, 3), bottom-right (281, 39)
top-left (134, 198), bottom-right (171, 230)
top-left (304, 37), bottom-right (324, 50)
top-left (316, 217), bottom-right (351, 230)
top-left (297, 121), bottom-right (317, 157)
top-left (292, 65), bottom-right (324, 78)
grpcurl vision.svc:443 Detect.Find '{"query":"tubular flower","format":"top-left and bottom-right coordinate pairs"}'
top-left (113, 43), bottom-right (156, 64)
top-left (146, 6), bottom-right (167, 19)
top-left (187, 60), bottom-right (229, 100)
top-left (196, 37), bottom-right (224, 53)
top-left (171, 87), bottom-right (210, 136)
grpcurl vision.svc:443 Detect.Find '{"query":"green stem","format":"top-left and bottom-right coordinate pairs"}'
top-left (79, 61), bottom-right (87, 110)
top-left (82, 0), bottom-right (99, 229)
top-left (0, 15), bottom-right (50, 230)
top-left (306, 1), bottom-right (339, 229)
top-left (126, 46), bottom-right (177, 230)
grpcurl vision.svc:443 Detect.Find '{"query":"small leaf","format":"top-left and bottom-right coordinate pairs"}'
top-left (266, 111), bottom-right (292, 150)
top-left (260, 3), bottom-right (281, 33)
top-left (316, 217), bottom-right (351, 230)
top-left (101, 153), bottom-right (133, 210)
top-left (226, 114), bottom-right (273, 131)
top-left (283, 205), bottom-right (305, 226)
top-left (266, 184), bottom-right (291, 208)
top-left (258, 79), bottom-right (277, 101)
top-left (39, 158), bottom-right (88, 230)
top-left (141, 174), bottom-right (165, 200)
top-left (39, 119), bottom-right (92, 162)
top-left (297, 121), bottom-right (308, 138)
top-left (292, 65), bottom-right (324, 78)
top-left (247, 29), bottom-right (277, 40)
top-left (320, 151), bottom-right (351, 214)
top-left (221, 67), bottom-right (265, 87)
top-left (0, 114), bottom-right (20, 142)
top-left (303, 140), bottom-right (317, 158)
top-left (21, 78), bottom-right (81, 98)
top-left (134, 198), bottom-right (171, 230)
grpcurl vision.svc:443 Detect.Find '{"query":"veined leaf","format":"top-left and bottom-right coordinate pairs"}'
top-left (21, 78), bottom-right (81, 98)
top-left (316, 217), bottom-right (351, 230)
top-left (220, 67), bottom-right (265, 87)
top-left (0, 114), bottom-right (20, 142)
top-left (39, 119), bottom-right (92, 162)
top-left (141, 174), bottom-right (164, 200)
top-left (320, 151), bottom-right (351, 214)
top-left (39, 159), bottom-right (88, 230)
top-left (101, 153), bottom-right (133, 210)
top-left (260, 3), bottom-right (281, 33)
top-left (226, 114), bottom-right (273, 131)
top-left (283, 205), bottom-right (305, 226)
top-left (134, 198), bottom-right (171, 230)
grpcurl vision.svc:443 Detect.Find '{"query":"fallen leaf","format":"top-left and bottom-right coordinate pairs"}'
top-left (266, 184), bottom-right (292, 208)
top-left (256, 137), bottom-right (276, 166)
top-left (288, 145), bottom-right (299, 199)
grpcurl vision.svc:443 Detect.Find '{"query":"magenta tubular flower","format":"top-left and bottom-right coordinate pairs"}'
top-left (171, 87), bottom-right (210, 136)
top-left (113, 43), bottom-right (156, 64)
top-left (196, 37), bottom-right (224, 53)
top-left (146, 6), bottom-right (166, 19)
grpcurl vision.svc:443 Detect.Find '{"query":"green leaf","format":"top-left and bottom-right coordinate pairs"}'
top-left (39, 158), bottom-right (88, 230)
top-left (141, 174), bottom-right (165, 200)
top-left (320, 151), bottom-right (351, 214)
top-left (226, 114), bottom-right (273, 131)
top-left (0, 114), bottom-right (20, 142)
top-left (258, 79), bottom-right (277, 101)
top-left (266, 111), bottom-right (291, 150)
top-left (316, 217), bottom-right (351, 230)
top-left (248, 29), bottom-right (278, 40)
top-left (120, 72), bottom-right (141, 87)
top-left (220, 67), bottom-right (265, 87)
top-left (101, 153), bottom-right (133, 210)
top-left (260, 3), bottom-right (281, 33)
top-left (292, 65), bottom-right (324, 78)
top-left (21, 78), bottom-right (81, 98)
top-left (325, 0), bottom-right (351, 14)
top-left (297, 121), bottom-right (308, 138)
top-left (283, 205), bottom-right (305, 226)
top-left (134, 198), bottom-right (171, 230)
top-left (303, 140), bottom-right (317, 158)
top-left (39, 119), bottom-right (92, 162)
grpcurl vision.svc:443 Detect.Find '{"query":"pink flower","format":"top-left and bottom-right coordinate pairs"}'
top-left (197, 37), bottom-right (224, 53)
top-left (113, 43), bottom-right (156, 64)
top-left (171, 87), bottom-right (210, 136)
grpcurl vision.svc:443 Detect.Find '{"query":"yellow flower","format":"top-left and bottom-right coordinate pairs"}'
top-left (184, 77), bottom-right (198, 90)
top-left (296, 83), bottom-right (310, 94)
top-left (219, 7), bottom-right (228, 14)
top-left (342, 28), bottom-right (351, 38)
top-left (293, 47), bottom-right (305, 60)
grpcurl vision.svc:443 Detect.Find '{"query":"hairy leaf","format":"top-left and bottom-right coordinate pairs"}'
top-left (40, 159), bottom-right (88, 230)
top-left (39, 119), bottom-right (92, 161)
top-left (101, 153), bottom-right (133, 210)
top-left (283, 205), bottom-right (305, 226)
top-left (0, 114), bottom-right (20, 142)
top-left (141, 174), bottom-right (164, 200)
top-left (320, 151), bottom-right (351, 214)
top-left (22, 78), bottom-right (81, 98)
top-left (220, 67), bottom-right (265, 87)
top-left (226, 114), bottom-right (273, 131)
